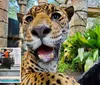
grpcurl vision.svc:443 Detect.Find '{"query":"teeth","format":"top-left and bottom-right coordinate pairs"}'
top-left (38, 53), bottom-right (54, 62)
top-left (50, 53), bottom-right (54, 58)
top-left (38, 54), bottom-right (44, 59)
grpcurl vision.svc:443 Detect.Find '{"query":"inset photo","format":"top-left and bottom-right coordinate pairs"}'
top-left (0, 48), bottom-right (21, 83)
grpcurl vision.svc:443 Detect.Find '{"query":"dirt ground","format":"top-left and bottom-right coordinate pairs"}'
top-left (66, 71), bottom-right (83, 79)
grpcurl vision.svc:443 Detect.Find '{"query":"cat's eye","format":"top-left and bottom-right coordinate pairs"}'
top-left (25, 16), bottom-right (33, 22)
top-left (51, 13), bottom-right (61, 20)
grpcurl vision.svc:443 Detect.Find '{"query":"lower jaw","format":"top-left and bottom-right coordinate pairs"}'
top-left (40, 58), bottom-right (54, 63)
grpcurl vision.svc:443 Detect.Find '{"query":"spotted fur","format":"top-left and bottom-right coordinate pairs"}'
top-left (20, 51), bottom-right (79, 85)
top-left (17, 3), bottom-right (80, 85)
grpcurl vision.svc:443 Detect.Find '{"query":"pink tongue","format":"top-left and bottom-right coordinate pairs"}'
top-left (38, 45), bottom-right (53, 55)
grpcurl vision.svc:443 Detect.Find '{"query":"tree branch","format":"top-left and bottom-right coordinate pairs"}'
top-left (65, 0), bottom-right (68, 4)
top-left (54, 0), bottom-right (62, 5)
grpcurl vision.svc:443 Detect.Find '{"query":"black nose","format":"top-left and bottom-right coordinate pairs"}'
top-left (31, 26), bottom-right (51, 38)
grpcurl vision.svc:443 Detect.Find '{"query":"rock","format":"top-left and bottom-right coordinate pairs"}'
top-left (77, 59), bottom-right (100, 85)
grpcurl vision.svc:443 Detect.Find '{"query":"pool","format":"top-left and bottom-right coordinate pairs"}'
top-left (0, 79), bottom-right (20, 83)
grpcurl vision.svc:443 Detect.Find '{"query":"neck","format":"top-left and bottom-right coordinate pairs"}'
top-left (37, 59), bottom-right (58, 72)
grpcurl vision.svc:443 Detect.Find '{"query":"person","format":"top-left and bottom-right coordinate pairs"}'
top-left (0, 49), bottom-right (4, 65)
top-left (4, 49), bottom-right (10, 58)
top-left (9, 49), bottom-right (14, 66)
top-left (2, 49), bottom-right (11, 69)
top-left (0, 50), bottom-right (2, 65)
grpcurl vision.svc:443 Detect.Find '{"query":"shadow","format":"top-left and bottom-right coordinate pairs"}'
top-left (77, 59), bottom-right (100, 85)
top-left (0, 58), bottom-right (13, 69)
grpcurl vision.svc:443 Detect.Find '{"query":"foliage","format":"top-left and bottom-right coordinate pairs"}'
top-left (73, 48), bottom-right (99, 71)
top-left (9, 0), bottom-right (19, 19)
top-left (58, 61), bottom-right (69, 73)
top-left (27, 0), bottom-right (38, 9)
top-left (58, 61), bottom-right (75, 73)
top-left (59, 24), bottom-right (100, 72)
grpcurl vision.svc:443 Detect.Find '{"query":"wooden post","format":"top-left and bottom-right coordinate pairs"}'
top-left (17, 0), bottom-right (28, 47)
top-left (69, 0), bottom-right (88, 36)
top-left (88, 7), bottom-right (100, 17)
top-left (0, 0), bottom-right (8, 47)
top-left (17, 0), bottom-right (27, 14)
top-left (38, 0), bottom-right (48, 4)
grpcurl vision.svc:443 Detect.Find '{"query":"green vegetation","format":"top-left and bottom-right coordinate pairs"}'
top-left (58, 23), bottom-right (100, 72)
top-left (9, 0), bottom-right (19, 19)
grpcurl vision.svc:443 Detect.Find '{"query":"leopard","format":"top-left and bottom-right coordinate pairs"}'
top-left (17, 3), bottom-right (80, 85)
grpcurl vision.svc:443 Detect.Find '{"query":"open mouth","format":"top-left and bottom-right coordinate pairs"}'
top-left (36, 44), bottom-right (54, 62)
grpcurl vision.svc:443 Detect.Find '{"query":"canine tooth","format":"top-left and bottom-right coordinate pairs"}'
top-left (50, 53), bottom-right (54, 58)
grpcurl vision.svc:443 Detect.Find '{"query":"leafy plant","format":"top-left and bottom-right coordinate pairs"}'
top-left (59, 24), bottom-right (100, 72)
top-left (62, 32), bottom-right (83, 62)
top-left (58, 61), bottom-right (75, 73)
top-left (73, 48), bottom-right (99, 71)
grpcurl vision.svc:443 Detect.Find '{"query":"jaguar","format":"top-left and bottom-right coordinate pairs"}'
top-left (17, 3), bottom-right (80, 85)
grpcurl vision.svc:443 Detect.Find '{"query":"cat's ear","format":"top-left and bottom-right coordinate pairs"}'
top-left (64, 6), bottom-right (74, 21)
top-left (17, 13), bottom-right (24, 24)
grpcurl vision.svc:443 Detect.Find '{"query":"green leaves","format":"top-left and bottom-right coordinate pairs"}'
top-left (96, 40), bottom-right (100, 49)
top-left (58, 61), bottom-right (71, 73)
top-left (72, 48), bottom-right (99, 72)
top-left (94, 25), bottom-right (100, 40)
top-left (84, 49), bottom-right (99, 71)
top-left (9, 0), bottom-right (19, 19)
top-left (85, 56), bottom-right (94, 71)
top-left (60, 24), bottom-right (100, 72)
top-left (92, 49), bottom-right (99, 61)
top-left (78, 48), bottom-right (84, 62)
